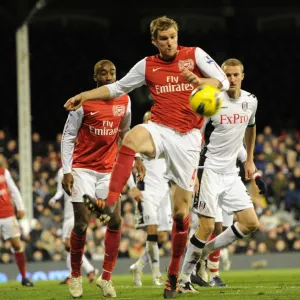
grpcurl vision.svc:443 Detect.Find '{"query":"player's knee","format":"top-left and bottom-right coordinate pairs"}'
top-left (107, 213), bottom-right (122, 230)
top-left (246, 219), bottom-right (260, 233)
top-left (173, 211), bottom-right (186, 223)
top-left (74, 220), bottom-right (88, 236)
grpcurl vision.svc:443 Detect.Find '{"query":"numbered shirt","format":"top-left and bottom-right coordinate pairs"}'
top-left (201, 90), bottom-right (258, 174)
top-left (107, 46), bottom-right (229, 133)
top-left (61, 95), bottom-right (131, 174)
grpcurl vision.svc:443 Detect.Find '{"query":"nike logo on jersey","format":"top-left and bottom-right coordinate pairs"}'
top-left (152, 67), bottom-right (162, 72)
top-left (90, 111), bottom-right (98, 115)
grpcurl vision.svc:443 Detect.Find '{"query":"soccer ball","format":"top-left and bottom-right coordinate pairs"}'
top-left (189, 85), bottom-right (222, 117)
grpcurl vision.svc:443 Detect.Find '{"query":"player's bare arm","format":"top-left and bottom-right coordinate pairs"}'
top-left (181, 69), bottom-right (222, 89)
top-left (244, 126), bottom-right (256, 180)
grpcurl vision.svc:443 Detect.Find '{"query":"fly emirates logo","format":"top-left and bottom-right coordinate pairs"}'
top-left (89, 120), bottom-right (118, 136)
top-left (220, 114), bottom-right (249, 124)
top-left (155, 76), bottom-right (194, 95)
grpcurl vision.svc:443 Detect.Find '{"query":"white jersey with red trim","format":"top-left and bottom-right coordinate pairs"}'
top-left (201, 90), bottom-right (258, 174)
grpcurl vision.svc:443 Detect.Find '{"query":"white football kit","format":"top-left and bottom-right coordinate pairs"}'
top-left (134, 157), bottom-right (172, 232)
top-left (50, 168), bottom-right (74, 241)
top-left (193, 89), bottom-right (258, 218)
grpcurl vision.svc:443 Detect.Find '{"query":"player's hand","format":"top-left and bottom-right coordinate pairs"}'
top-left (181, 69), bottom-right (202, 85)
top-left (254, 176), bottom-right (267, 195)
top-left (64, 94), bottom-right (84, 111)
top-left (129, 186), bottom-right (143, 202)
top-left (244, 160), bottom-right (256, 181)
top-left (134, 157), bottom-right (146, 181)
top-left (62, 173), bottom-right (74, 196)
top-left (48, 198), bottom-right (56, 207)
top-left (17, 210), bottom-right (25, 219)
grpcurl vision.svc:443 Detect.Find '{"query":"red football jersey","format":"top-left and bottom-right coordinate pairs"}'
top-left (0, 168), bottom-right (14, 218)
top-left (145, 46), bottom-right (204, 133)
top-left (71, 95), bottom-right (130, 172)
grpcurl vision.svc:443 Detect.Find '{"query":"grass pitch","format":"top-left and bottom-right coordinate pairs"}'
top-left (1, 269), bottom-right (299, 300)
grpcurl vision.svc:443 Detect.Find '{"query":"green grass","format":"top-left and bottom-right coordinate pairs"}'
top-left (1, 269), bottom-right (300, 300)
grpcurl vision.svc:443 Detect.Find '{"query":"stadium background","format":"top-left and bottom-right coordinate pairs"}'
top-left (1, 0), bottom-right (300, 282)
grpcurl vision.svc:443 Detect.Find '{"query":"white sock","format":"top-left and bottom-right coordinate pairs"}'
top-left (82, 254), bottom-right (94, 274)
top-left (145, 241), bottom-right (161, 278)
top-left (181, 235), bottom-right (205, 283)
top-left (66, 252), bottom-right (71, 277)
top-left (202, 223), bottom-right (245, 260)
top-left (136, 250), bottom-right (149, 271)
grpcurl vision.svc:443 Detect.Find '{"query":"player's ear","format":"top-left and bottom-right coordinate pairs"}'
top-left (241, 73), bottom-right (245, 81)
top-left (93, 73), bottom-right (97, 82)
top-left (151, 38), bottom-right (157, 48)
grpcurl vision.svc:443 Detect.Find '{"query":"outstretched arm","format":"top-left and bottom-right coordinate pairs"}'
top-left (64, 59), bottom-right (146, 111)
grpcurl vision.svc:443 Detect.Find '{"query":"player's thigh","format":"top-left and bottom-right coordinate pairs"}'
top-left (163, 128), bottom-right (202, 192)
top-left (221, 174), bottom-right (254, 214)
top-left (157, 190), bottom-right (173, 232)
top-left (71, 168), bottom-right (96, 202)
top-left (0, 216), bottom-right (20, 241)
top-left (124, 124), bottom-right (158, 158)
top-left (95, 172), bottom-right (111, 199)
top-left (135, 192), bottom-right (160, 229)
top-left (193, 168), bottom-right (222, 218)
top-left (62, 217), bottom-right (74, 242)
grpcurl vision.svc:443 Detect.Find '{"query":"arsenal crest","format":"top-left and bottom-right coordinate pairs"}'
top-left (242, 102), bottom-right (248, 111)
top-left (113, 105), bottom-right (125, 116)
top-left (178, 59), bottom-right (194, 71)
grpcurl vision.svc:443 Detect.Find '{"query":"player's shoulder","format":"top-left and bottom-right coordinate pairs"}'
top-left (241, 89), bottom-right (258, 102)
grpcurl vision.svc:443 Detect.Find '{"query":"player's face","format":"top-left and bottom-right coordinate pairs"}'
top-left (94, 63), bottom-right (116, 86)
top-left (152, 27), bottom-right (178, 60)
top-left (223, 65), bottom-right (244, 93)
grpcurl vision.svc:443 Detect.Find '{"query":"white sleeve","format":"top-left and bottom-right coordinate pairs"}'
top-left (5, 169), bottom-right (25, 211)
top-left (107, 59), bottom-right (146, 98)
top-left (248, 97), bottom-right (258, 126)
top-left (127, 173), bottom-right (136, 189)
top-left (195, 47), bottom-right (229, 91)
top-left (51, 169), bottom-right (64, 201)
top-left (119, 96), bottom-right (132, 139)
top-left (61, 107), bottom-right (83, 174)
top-left (238, 146), bottom-right (247, 163)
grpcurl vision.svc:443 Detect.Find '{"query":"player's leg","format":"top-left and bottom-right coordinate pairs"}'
top-left (180, 168), bottom-right (220, 290)
top-left (162, 127), bottom-right (202, 298)
top-left (207, 221), bottom-right (227, 287)
top-left (62, 216), bottom-right (97, 283)
top-left (201, 177), bottom-right (259, 260)
top-left (165, 183), bottom-right (193, 297)
top-left (2, 216), bottom-right (33, 287)
top-left (106, 125), bottom-right (156, 206)
top-left (69, 202), bottom-right (90, 297)
top-left (96, 175), bottom-right (122, 298)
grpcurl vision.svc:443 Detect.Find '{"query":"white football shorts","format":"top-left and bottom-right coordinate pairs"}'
top-left (135, 189), bottom-right (172, 231)
top-left (70, 168), bottom-right (111, 202)
top-left (193, 168), bottom-right (253, 218)
top-left (0, 216), bottom-right (21, 240)
top-left (138, 122), bottom-right (201, 192)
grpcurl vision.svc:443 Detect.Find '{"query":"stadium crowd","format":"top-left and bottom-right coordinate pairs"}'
top-left (0, 125), bottom-right (300, 264)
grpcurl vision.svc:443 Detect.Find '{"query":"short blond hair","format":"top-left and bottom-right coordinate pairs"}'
top-left (221, 58), bottom-right (244, 73)
top-left (150, 16), bottom-right (179, 39)
top-left (143, 111), bottom-right (152, 123)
